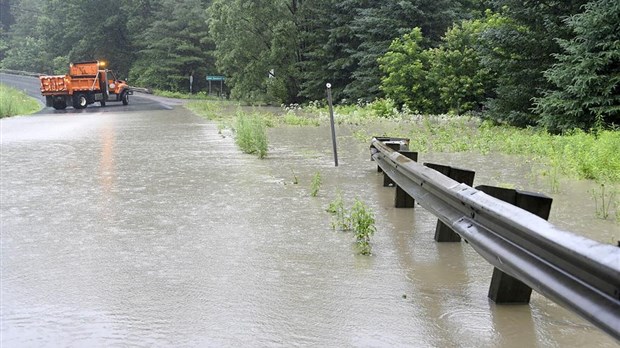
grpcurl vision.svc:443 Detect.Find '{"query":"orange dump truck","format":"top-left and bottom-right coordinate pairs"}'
top-left (40, 60), bottom-right (132, 110)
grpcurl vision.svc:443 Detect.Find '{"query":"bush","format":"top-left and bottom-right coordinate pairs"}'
top-left (234, 112), bottom-right (268, 158)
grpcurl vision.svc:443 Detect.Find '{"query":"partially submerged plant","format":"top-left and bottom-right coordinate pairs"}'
top-left (350, 198), bottom-right (376, 255)
top-left (327, 193), bottom-right (377, 255)
top-left (234, 111), bottom-right (268, 158)
top-left (327, 191), bottom-right (350, 231)
top-left (589, 183), bottom-right (616, 220)
top-left (290, 168), bottom-right (299, 185)
top-left (310, 171), bottom-right (322, 197)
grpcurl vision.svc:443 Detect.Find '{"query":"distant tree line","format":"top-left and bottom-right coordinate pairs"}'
top-left (1, 0), bottom-right (617, 131)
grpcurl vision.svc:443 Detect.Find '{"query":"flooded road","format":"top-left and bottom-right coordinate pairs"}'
top-left (1, 92), bottom-right (618, 346)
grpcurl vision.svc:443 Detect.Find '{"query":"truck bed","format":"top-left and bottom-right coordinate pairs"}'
top-left (40, 75), bottom-right (103, 95)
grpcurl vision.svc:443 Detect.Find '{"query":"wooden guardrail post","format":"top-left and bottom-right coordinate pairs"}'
top-left (476, 185), bottom-right (553, 304)
top-left (394, 151), bottom-right (418, 208)
top-left (424, 163), bottom-right (476, 242)
top-left (371, 137), bottom-right (409, 174)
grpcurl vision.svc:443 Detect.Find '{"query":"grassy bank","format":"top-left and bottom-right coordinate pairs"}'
top-left (185, 99), bottom-right (619, 185)
top-left (153, 90), bottom-right (212, 99)
top-left (0, 83), bottom-right (40, 118)
top-left (387, 116), bottom-right (620, 184)
top-left (316, 100), bottom-right (619, 185)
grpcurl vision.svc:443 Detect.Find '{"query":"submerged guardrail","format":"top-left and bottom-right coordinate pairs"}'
top-left (370, 137), bottom-right (620, 340)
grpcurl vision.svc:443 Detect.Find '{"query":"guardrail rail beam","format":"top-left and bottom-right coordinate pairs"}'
top-left (370, 137), bottom-right (620, 340)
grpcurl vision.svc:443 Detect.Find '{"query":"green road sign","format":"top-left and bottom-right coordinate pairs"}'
top-left (206, 76), bottom-right (225, 81)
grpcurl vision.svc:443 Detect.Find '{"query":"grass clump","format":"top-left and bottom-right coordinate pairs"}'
top-left (0, 84), bottom-right (40, 117)
top-left (282, 112), bottom-right (320, 126)
top-left (327, 192), bottom-right (377, 255)
top-left (349, 198), bottom-right (376, 255)
top-left (327, 191), bottom-right (350, 231)
top-left (291, 168), bottom-right (299, 185)
top-left (310, 171), bottom-right (322, 197)
top-left (234, 111), bottom-right (268, 159)
top-left (153, 89), bottom-right (210, 99)
top-left (589, 184), bottom-right (617, 220)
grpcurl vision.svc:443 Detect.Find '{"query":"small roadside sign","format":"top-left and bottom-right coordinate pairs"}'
top-left (206, 75), bottom-right (226, 98)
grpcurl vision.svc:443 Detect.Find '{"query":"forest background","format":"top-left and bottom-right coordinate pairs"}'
top-left (0, 0), bottom-right (618, 132)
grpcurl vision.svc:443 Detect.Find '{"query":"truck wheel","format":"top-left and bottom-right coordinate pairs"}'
top-left (52, 99), bottom-right (67, 110)
top-left (121, 90), bottom-right (129, 105)
top-left (100, 100), bottom-right (106, 107)
top-left (73, 93), bottom-right (87, 109)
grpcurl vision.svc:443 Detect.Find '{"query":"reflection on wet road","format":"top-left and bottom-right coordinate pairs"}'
top-left (1, 80), bottom-right (617, 346)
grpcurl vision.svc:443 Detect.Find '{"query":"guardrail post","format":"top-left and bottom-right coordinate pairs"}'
top-left (424, 163), bottom-right (476, 242)
top-left (371, 137), bottom-right (409, 173)
top-left (395, 151), bottom-right (418, 208)
top-left (477, 185), bottom-right (553, 304)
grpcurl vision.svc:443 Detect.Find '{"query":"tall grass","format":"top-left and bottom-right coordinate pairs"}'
top-left (408, 121), bottom-right (620, 184)
top-left (186, 100), bottom-right (228, 120)
top-left (351, 113), bottom-right (619, 184)
top-left (153, 90), bottom-right (210, 99)
top-left (0, 84), bottom-right (40, 118)
top-left (310, 171), bottom-right (322, 197)
top-left (234, 111), bottom-right (268, 159)
top-left (188, 97), bottom-right (619, 184)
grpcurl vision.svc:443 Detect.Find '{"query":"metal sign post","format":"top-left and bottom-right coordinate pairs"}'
top-left (207, 76), bottom-right (226, 97)
top-left (326, 83), bottom-right (338, 167)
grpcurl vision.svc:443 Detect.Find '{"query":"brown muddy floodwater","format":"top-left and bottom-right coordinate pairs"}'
top-left (1, 104), bottom-right (618, 347)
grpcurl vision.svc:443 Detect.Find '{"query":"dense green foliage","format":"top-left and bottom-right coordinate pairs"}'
top-left (534, 0), bottom-right (620, 132)
top-left (0, 83), bottom-right (40, 117)
top-left (1, 0), bottom-right (617, 129)
top-left (130, 0), bottom-right (213, 91)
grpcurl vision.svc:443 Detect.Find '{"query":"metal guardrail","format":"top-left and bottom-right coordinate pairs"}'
top-left (370, 137), bottom-right (620, 340)
top-left (129, 86), bottom-right (152, 94)
top-left (0, 68), bottom-right (41, 77)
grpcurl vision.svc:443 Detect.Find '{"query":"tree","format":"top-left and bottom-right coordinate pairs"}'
top-left (208, 0), bottom-right (303, 103)
top-left (535, 0), bottom-right (620, 131)
top-left (1, 0), bottom-right (51, 72)
top-left (478, 0), bottom-right (589, 126)
top-left (295, 0), bottom-right (366, 103)
top-left (378, 28), bottom-right (439, 113)
top-left (430, 12), bottom-right (506, 114)
top-left (346, 0), bottom-right (470, 101)
top-left (129, 0), bottom-right (213, 91)
top-left (2, 0), bottom-right (137, 75)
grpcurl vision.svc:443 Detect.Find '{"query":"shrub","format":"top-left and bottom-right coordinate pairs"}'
top-left (350, 198), bottom-right (377, 255)
top-left (234, 112), bottom-right (268, 158)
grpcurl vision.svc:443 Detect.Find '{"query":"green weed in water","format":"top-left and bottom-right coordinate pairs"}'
top-left (310, 171), bottom-right (321, 197)
top-left (234, 112), bottom-right (268, 159)
top-left (350, 198), bottom-right (376, 255)
top-left (326, 194), bottom-right (377, 254)
top-left (327, 191), bottom-right (351, 231)
top-left (282, 112), bottom-right (320, 126)
top-left (290, 168), bottom-right (299, 185)
top-left (589, 183), bottom-right (617, 220)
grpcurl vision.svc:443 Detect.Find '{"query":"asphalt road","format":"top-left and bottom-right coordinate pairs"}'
top-left (0, 72), bottom-right (185, 113)
top-left (1, 72), bottom-right (616, 347)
